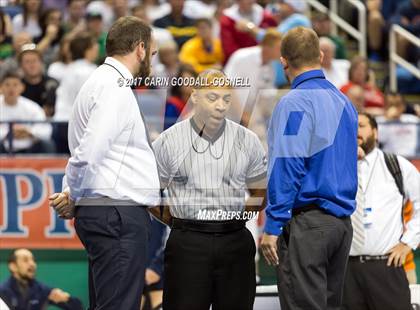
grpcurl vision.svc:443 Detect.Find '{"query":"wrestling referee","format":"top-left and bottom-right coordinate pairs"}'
top-left (260, 27), bottom-right (358, 310)
top-left (49, 17), bottom-right (160, 310)
top-left (151, 69), bottom-right (267, 310)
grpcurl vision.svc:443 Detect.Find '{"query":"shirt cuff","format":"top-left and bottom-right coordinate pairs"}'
top-left (401, 230), bottom-right (420, 250)
top-left (264, 219), bottom-right (283, 236)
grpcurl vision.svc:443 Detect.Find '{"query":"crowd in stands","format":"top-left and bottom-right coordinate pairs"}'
top-left (0, 0), bottom-right (418, 157)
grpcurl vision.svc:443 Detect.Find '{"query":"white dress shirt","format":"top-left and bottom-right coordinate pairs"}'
top-left (0, 95), bottom-right (52, 151)
top-left (350, 148), bottom-right (420, 256)
top-left (54, 59), bottom-right (97, 121)
top-left (63, 57), bottom-right (160, 206)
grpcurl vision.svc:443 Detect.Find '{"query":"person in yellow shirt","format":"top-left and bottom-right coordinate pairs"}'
top-left (179, 18), bottom-right (224, 73)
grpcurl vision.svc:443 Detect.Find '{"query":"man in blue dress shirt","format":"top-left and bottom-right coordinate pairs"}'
top-left (260, 27), bottom-right (358, 310)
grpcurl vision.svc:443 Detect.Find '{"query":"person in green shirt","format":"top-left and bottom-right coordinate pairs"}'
top-left (312, 12), bottom-right (347, 60)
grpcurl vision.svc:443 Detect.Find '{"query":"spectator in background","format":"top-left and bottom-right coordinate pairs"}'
top-left (85, 12), bottom-right (107, 63)
top-left (0, 71), bottom-right (53, 154)
top-left (47, 34), bottom-right (73, 82)
top-left (53, 31), bottom-right (98, 154)
top-left (393, 0), bottom-right (420, 37)
top-left (63, 0), bottom-right (87, 33)
top-left (340, 56), bottom-right (385, 115)
top-left (212, 0), bottom-right (231, 38)
top-left (179, 18), bottom-right (224, 73)
top-left (0, 32), bottom-right (32, 78)
top-left (18, 45), bottom-right (58, 117)
top-left (0, 10), bottom-right (13, 61)
top-left (364, 0), bottom-right (407, 60)
top-left (237, 0), bottom-right (311, 43)
top-left (312, 12), bottom-right (347, 59)
top-left (220, 0), bottom-right (276, 62)
top-left (12, 0), bottom-right (42, 38)
top-left (86, 0), bottom-right (114, 31)
top-left (153, 41), bottom-right (180, 81)
top-left (112, 0), bottom-right (131, 22)
top-left (377, 93), bottom-right (419, 157)
top-left (183, 0), bottom-right (218, 19)
top-left (224, 29), bottom-right (285, 127)
top-left (131, 4), bottom-right (174, 48)
top-left (346, 84), bottom-right (365, 112)
top-left (0, 248), bottom-right (83, 310)
top-left (154, 0), bottom-right (196, 48)
top-left (34, 8), bottom-right (65, 65)
top-left (143, 0), bottom-right (171, 22)
top-left (164, 64), bottom-right (197, 129)
top-left (320, 36), bottom-right (349, 88)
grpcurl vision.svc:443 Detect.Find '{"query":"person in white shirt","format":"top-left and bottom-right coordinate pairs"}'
top-left (343, 112), bottom-right (420, 310)
top-left (320, 36), bottom-right (350, 89)
top-left (0, 71), bottom-right (53, 153)
top-left (49, 17), bottom-right (160, 310)
top-left (224, 29), bottom-right (285, 149)
top-left (53, 31), bottom-right (98, 153)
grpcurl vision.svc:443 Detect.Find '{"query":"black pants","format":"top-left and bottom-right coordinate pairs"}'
top-left (75, 205), bottom-right (151, 310)
top-left (277, 209), bottom-right (353, 310)
top-left (342, 258), bottom-right (411, 310)
top-left (163, 227), bottom-right (256, 310)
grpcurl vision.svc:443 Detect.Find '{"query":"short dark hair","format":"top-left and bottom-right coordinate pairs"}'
top-left (70, 31), bottom-right (96, 61)
top-left (281, 26), bottom-right (320, 69)
top-left (1, 70), bottom-right (23, 83)
top-left (106, 16), bottom-right (151, 57)
top-left (359, 112), bottom-right (378, 130)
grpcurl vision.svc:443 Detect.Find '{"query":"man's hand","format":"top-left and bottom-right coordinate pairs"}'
top-left (145, 268), bottom-right (161, 285)
top-left (48, 288), bottom-right (70, 304)
top-left (260, 233), bottom-right (279, 266)
top-left (49, 192), bottom-right (75, 219)
top-left (387, 242), bottom-right (411, 267)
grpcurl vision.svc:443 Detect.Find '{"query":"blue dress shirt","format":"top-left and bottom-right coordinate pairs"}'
top-left (264, 69), bottom-right (358, 235)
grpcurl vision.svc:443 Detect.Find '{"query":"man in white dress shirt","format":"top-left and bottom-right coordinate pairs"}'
top-left (342, 113), bottom-right (420, 310)
top-left (49, 17), bottom-right (160, 310)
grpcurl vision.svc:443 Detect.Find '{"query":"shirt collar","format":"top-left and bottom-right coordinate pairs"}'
top-left (104, 57), bottom-right (133, 80)
top-left (291, 69), bottom-right (325, 89)
top-left (362, 147), bottom-right (379, 166)
top-left (190, 117), bottom-right (226, 143)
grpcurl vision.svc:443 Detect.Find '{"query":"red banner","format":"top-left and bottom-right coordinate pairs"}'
top-left (0, 156), bottom-right (82, 249)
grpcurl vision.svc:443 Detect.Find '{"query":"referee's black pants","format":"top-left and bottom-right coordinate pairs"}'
top-left (162, 225), bottom-right (256, 310)
top-left (276, 208), bottom-right (353, 310)
top-left (342, 257), bottom-right (411, 310)
top-left (75, 205), bottom-right (151, 310)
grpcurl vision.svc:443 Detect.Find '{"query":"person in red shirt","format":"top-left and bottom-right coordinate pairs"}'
top-left (220, 0), bottom-right (276, 63)
top-left (340, 56), bottom-right (385, 115)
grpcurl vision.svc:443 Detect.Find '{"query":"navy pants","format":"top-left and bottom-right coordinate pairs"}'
top-left (75, 205), bottom-right (151, 310)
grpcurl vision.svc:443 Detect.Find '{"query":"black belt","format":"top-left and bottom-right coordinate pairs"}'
top-left (349, 255), bottom-right (390, 263)
top-left (292, 205), bottom-right (323, 217)
top-left (171, 218), bottom-right (246, 233)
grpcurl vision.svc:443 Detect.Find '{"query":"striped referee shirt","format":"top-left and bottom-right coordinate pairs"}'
top-left (152, 117), bottom-right (267, 220)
